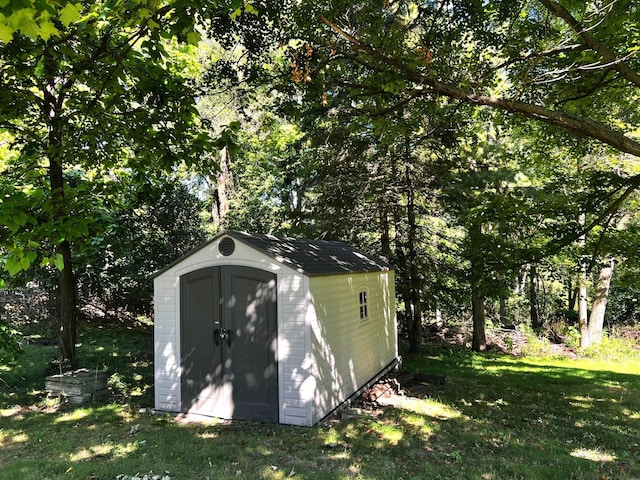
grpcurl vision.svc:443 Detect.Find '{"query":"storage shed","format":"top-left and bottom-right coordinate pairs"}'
top-left (153, 230), bottom-right (398, 426)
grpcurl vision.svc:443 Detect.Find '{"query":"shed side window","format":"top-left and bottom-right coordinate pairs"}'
top-left (359, 290), bottom-right (368, 320)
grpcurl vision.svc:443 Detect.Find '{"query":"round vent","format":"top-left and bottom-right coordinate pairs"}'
top-left (219, 237), bottom-right (236, 256)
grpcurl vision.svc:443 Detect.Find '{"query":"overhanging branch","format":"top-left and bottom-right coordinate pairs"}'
top-left (317, 12), bottom-right (640, 158)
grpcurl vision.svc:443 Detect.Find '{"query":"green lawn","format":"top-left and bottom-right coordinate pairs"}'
top-left (1, 328), bottom-right (638, 479)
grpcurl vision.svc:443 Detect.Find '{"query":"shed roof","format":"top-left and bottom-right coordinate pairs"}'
top-left (153, 230), bottom-right (392, 278)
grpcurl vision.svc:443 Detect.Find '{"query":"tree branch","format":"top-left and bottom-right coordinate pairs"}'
top-left (317, 12), bottom-right (640, 158)
top-left (538, 0), bottom-right (640, 89)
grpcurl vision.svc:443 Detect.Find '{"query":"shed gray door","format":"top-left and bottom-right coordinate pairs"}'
top-left (180, 266), bottom-right (278, 421)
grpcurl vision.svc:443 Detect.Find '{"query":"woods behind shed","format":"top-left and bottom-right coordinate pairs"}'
top-left (153, 230), bottom-right (398, 426)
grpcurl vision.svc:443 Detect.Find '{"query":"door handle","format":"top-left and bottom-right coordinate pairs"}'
top-left (214, 328), bottom-right (232, 347)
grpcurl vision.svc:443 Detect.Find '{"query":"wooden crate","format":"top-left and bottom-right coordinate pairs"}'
top-left (46, 369), bottom-right (108, 404)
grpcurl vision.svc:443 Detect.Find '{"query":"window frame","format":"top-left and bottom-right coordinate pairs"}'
top-left (358, 288), bottom-right (369, 321)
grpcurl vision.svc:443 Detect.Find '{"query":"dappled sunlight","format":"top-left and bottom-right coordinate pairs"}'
top-left (383, 396), bottom-right (462, 421)
top-left (53, 408), bottom-right (91, 423)
top-left (0, 432), bottom-right (28, 447)
top-left (373, 425), bottom-right (403, 446)
top-left (69, 443), bottom-right (114, 462)
top-left (259, 465), bottom-right (296, 480)
top-left (570, 448), bottom-right (617, 462)
top-left (1, 406), bottom-right (22, 418)
top-left (108, 441), bottom-right (139, 459)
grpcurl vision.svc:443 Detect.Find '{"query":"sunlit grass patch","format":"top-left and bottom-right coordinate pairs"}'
top-left (68, 443), bottom-right (114, 462)
top-left (53, 408), bottom-right (91, 423)
top-left (385, 395), bottom-right (462, 420)
top-left (570, 448), bottom-right (617, 462)
top-left (0, 431), bottom-right (28, 447)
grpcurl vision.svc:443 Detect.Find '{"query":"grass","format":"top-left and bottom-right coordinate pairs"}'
top-left (1, 327), bottom-right (639, 480)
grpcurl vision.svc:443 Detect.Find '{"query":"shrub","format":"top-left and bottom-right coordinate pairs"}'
top-left (521, 332), bottom-right (552, 357)
top-left (0, 321), bottom-right (22, 365)
top-left (583, 331), bottom-right (640, 362)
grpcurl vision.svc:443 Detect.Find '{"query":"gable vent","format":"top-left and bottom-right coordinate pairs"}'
top-left (219, 237), bottom-right (235, 256)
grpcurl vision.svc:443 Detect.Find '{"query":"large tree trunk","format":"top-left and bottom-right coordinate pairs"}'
top-left (57, 240), bottom-right (78, 368)
top-left (48, 151), bottom-right (78, 369)
top-left (45, 53), bottom-right (78, 370)
top-left (469, 222), bottom-right (487, 352)
top-left (471, 286), bottom-right (487, 352)
top-left (587, 258), bottom-right (615, 345)
top-left (529, 263), bottom-right (541, 329)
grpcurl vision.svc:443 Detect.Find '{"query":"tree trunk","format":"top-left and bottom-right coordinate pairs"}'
top-left (211, 146), bottom-right (234, 228)
top-left (471, 286), bottom-right (487, 352)
top-left (499, 296), bottom-right (507, 326)
top-left (587, 258), bottom-right (614, 345)
top-left (48, 153), bottom-right (78, 369)
top-left (578, 214), bottom-right (590, 348)
top-left (529, 263), bottom-right (541, 329)
top-left (378, 194), bottom-right (392, 261)
top-left (568, 280), bottom-right (578, 311)
top-left (469, 222), bottom-right (487, 352)
top-left (434, 297), bottom-right (444, 327)
top-left (57, 240), bottom-right (78, 368)
top-left (45, 52), bottom-right (78, 369)
top-left (405, 161), bottom-right (422, 354)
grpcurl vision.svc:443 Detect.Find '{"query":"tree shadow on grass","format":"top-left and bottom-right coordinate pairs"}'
top-left (0, 378), bottom-right (638, 480)
top-left (1, 330), bottom-right (638, 479)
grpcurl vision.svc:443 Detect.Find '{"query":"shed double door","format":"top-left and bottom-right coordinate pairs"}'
top-left (180, 266), bottom-right (278, 422)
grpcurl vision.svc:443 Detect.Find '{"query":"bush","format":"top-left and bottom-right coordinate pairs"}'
top-left (0, 321), bottom-right (22, 365)
top-left (521, 331), bottom-right (552, 357)
top-left (583, 331), bottom-right (640, 362)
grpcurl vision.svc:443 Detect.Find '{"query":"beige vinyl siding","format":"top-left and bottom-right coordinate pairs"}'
top-left (308, 271), bottom-right (397, 424)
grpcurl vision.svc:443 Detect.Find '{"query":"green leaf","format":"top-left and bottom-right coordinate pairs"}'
top-left (4, 257), bottom-right (22, 276)
top-left (25, 250), bottom-right (37, 265)
top-left (18, 18), bottom-right (39, 39)
top-left (59, 3), bottom-right (81, 27)
top-left (54, 253), bottom-right (65, 271)
top-left (244, 3), bottom-right (259, 16)
top-left (0, 23), bottom-right (13, 43)
top-left (186, 31), bottom-right (201, 45)
top-left (38, 20), bottom-right (59, 41)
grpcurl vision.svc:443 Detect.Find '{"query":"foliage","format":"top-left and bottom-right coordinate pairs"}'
top-left (583, 331), bottom-right (640, 362)
top-left (0, 320), bottom-right (22, 365)
top-left (76, 172), bottom-right (208, 316)
top-left (0, 0), bottom-right (231, 365)
top-left (197, 0), bottom-right (640, 346)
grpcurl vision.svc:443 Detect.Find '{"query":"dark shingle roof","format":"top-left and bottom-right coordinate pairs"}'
top-left (226, 230), bottom-right (391, 276)
top-left (153, 230), bottom-right (392, 278)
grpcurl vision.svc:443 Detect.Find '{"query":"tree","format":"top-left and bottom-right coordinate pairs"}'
top-left (0, 1), bottom-right (220, 368)
top-left (199, 0), bottom-right (640, 350)
top-left (77, 171), bottom-right (209, 319)
top-left (209, 0), bottom-right (640, 218)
